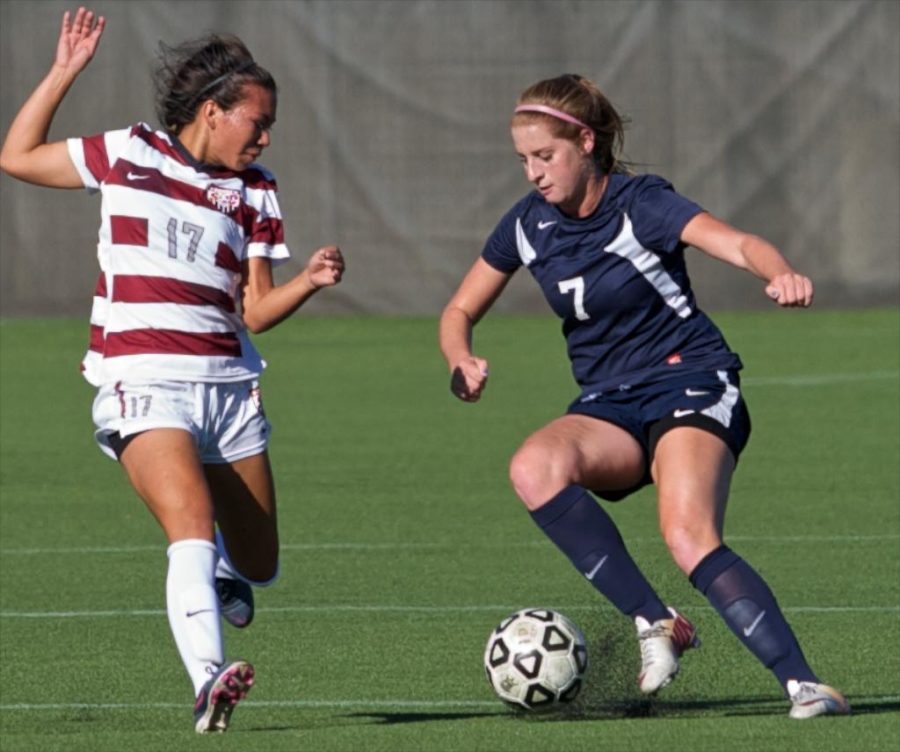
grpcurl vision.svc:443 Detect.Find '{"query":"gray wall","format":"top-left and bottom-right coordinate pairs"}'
top-left (1, 0), bottom-right (898, 317)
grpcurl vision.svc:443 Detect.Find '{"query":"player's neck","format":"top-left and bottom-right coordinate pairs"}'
top-left (561, 172), bottom-right (608, 219)
top-left (176, 122), bottom-right (213, 166)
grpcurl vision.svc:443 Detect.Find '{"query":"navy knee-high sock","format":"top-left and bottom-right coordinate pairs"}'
top-left (690, 545), bottom-right (818, 687)
top-left (529, 485), bottom-right (670, 622)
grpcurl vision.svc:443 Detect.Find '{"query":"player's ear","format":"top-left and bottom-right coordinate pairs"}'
top-left (578, 128), bottom-right (595, 157)
top-left (199, 99), bottom-right (220, 129)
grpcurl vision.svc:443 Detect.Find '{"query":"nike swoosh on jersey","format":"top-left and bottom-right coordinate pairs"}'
top-left (126, 172), bottom-right (151, 180)
top-left (685, 388), bottom-right (710, 396)
top-left (537, 220), bottom-right (557, 229)
top-left (673, 409), bottom-right (695, 418)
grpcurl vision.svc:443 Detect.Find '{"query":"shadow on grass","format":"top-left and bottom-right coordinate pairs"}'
top-left (345, 697), bottom-right (772, 726)
top-left (346, 711), bottom-right (504, 725)
top-left (344, 609), bottom-right (899, 727)
top-left (346, 695), bottom-right (899, 726)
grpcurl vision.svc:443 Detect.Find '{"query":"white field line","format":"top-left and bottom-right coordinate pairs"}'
top-left (0, 699), bottom-right (501, 712)
top-left (2, 695), bottom-right (899, 713)
top-left (742, 369), bottom-right (898, 387)
top-left (2, 534), bottom-right (898, 557)
top-left (1, 604), bottom-right (898, 619)
top-left (0, 367), bottom-right (895, 557)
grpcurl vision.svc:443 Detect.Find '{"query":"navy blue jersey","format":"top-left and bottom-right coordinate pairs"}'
top-left (482, 173), bottom-right (743, 390)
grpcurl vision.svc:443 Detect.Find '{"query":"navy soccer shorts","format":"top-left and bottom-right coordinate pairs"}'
top-left (567, 369), bottom-right (751, 500)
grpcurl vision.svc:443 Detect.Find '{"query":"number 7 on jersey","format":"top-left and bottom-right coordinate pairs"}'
top-left (558, 276), bottom-right (590, 321)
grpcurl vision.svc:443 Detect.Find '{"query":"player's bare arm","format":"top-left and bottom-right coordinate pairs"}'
top-left (240, 246), bottom-right (345, 333)
top-left (0, 8), bottom-right (105, 187)
top-left (439, 258), bottom-right (510, 401)
top-left (681, 212), bottom-right (814, 307)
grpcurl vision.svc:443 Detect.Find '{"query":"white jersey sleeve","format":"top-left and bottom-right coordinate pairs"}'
top-left (67, 128), bottom-right (132, 192)
top-left (241, 165), bottom-right (291, 265)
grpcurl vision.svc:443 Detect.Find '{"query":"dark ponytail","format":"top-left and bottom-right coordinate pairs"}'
top-left (153, 34), bottom-right (276, 134)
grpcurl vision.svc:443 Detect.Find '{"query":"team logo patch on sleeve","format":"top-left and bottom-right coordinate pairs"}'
top-left (205, 185), bottom-right (242, 214)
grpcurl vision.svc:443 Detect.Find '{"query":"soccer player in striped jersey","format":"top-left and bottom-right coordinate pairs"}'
top-left (439, 74), bottom-right (849, 719)
top-left (0, 8), bottom-right (345, 733)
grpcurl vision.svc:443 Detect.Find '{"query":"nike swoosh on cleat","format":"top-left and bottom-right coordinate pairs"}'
top-left (584, 554), bottom-right (609, 581)
top-left (685, 389), bottom-right (709, 396)
top-left (743, 610), bottom-right (766, 637)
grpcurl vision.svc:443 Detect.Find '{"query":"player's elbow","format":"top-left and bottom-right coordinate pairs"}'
top-left (242, 312), bottom-right (273, 335)
top-left (0, 139), bottom-right (35, 179)
top-left (441, 302), bottom-right (479, 329)
top-left (0, 148), bottom-right (25, 179)
top-left (0, 150), bottom-right (56, 187)
top-left (242, 301), bottom-right (286, 334)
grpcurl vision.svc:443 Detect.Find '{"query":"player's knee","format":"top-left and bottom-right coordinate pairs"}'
top-left (509, 443), bottom-right (573, 511)
top-left (661, 522), bottom-right (719, 575)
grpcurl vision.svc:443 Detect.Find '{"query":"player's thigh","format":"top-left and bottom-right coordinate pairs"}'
top-left (651, 427), bottom-right (734, 569)
top-left (119, 428), bottom-right (215, 542)
top-left (517, 414), bottom-right (645, 488)
top-left (205, 451), bottom-right (278, 580)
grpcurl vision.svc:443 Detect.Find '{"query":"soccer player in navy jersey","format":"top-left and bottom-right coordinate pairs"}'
top-left (439, 73), bottom-right (849, 719)
top-left (0, 9), bottom-right (344, 732)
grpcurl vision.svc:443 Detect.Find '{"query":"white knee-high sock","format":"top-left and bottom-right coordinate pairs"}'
top-left (166, 539), bottom-right (224, 695)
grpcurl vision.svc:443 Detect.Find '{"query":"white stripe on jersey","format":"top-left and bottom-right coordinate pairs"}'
top-left (604, 214), bottom-right (692, 319)
top-left (90, 290), bottom-right (109, 326)
top-left (81, 351), bottom-right (104, 384)
top-left (103, 302), bottom-right (241, 334)
top-left (515, 218), bottom-right (538, 267)
top-left (99, 351), bottom-right (264, 384)
top-left (99, 239), bottom-right (239, 296)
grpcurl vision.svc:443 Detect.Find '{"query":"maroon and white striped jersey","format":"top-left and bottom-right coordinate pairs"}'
top-left (67, 122), bottom-right (290, 386)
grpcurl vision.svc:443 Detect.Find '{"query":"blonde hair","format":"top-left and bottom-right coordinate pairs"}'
top-left (514, 74), bottom-right (629, 174)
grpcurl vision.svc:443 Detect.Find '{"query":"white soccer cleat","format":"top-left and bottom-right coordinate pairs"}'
top-left (786, 679), bottom-right (851, 719)
top-left (635, 607), bottom-right (701, 694)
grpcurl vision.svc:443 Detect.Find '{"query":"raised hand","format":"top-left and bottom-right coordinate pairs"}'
top-left (55, 7), bottom-right (105, 75)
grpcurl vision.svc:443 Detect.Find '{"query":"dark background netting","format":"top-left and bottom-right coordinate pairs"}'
top-left (1, 0), bottom-right (897, 316)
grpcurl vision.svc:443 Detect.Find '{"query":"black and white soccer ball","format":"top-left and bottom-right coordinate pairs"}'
top-left (484, 608), bottom-right (588, 711)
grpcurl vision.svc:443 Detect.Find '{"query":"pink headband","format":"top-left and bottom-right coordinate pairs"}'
top-left (514, 104), bottom-right (592, 131)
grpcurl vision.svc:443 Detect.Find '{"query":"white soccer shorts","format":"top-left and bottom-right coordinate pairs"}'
top-left (92, 379), bottom-right (271, 463)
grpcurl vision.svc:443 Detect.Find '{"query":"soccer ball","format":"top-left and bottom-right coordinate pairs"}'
top-left (484, 608), bottom-right (588, 710)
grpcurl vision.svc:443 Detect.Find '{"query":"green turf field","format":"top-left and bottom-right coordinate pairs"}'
top-left (1, 309), bottom-right (898, 751)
